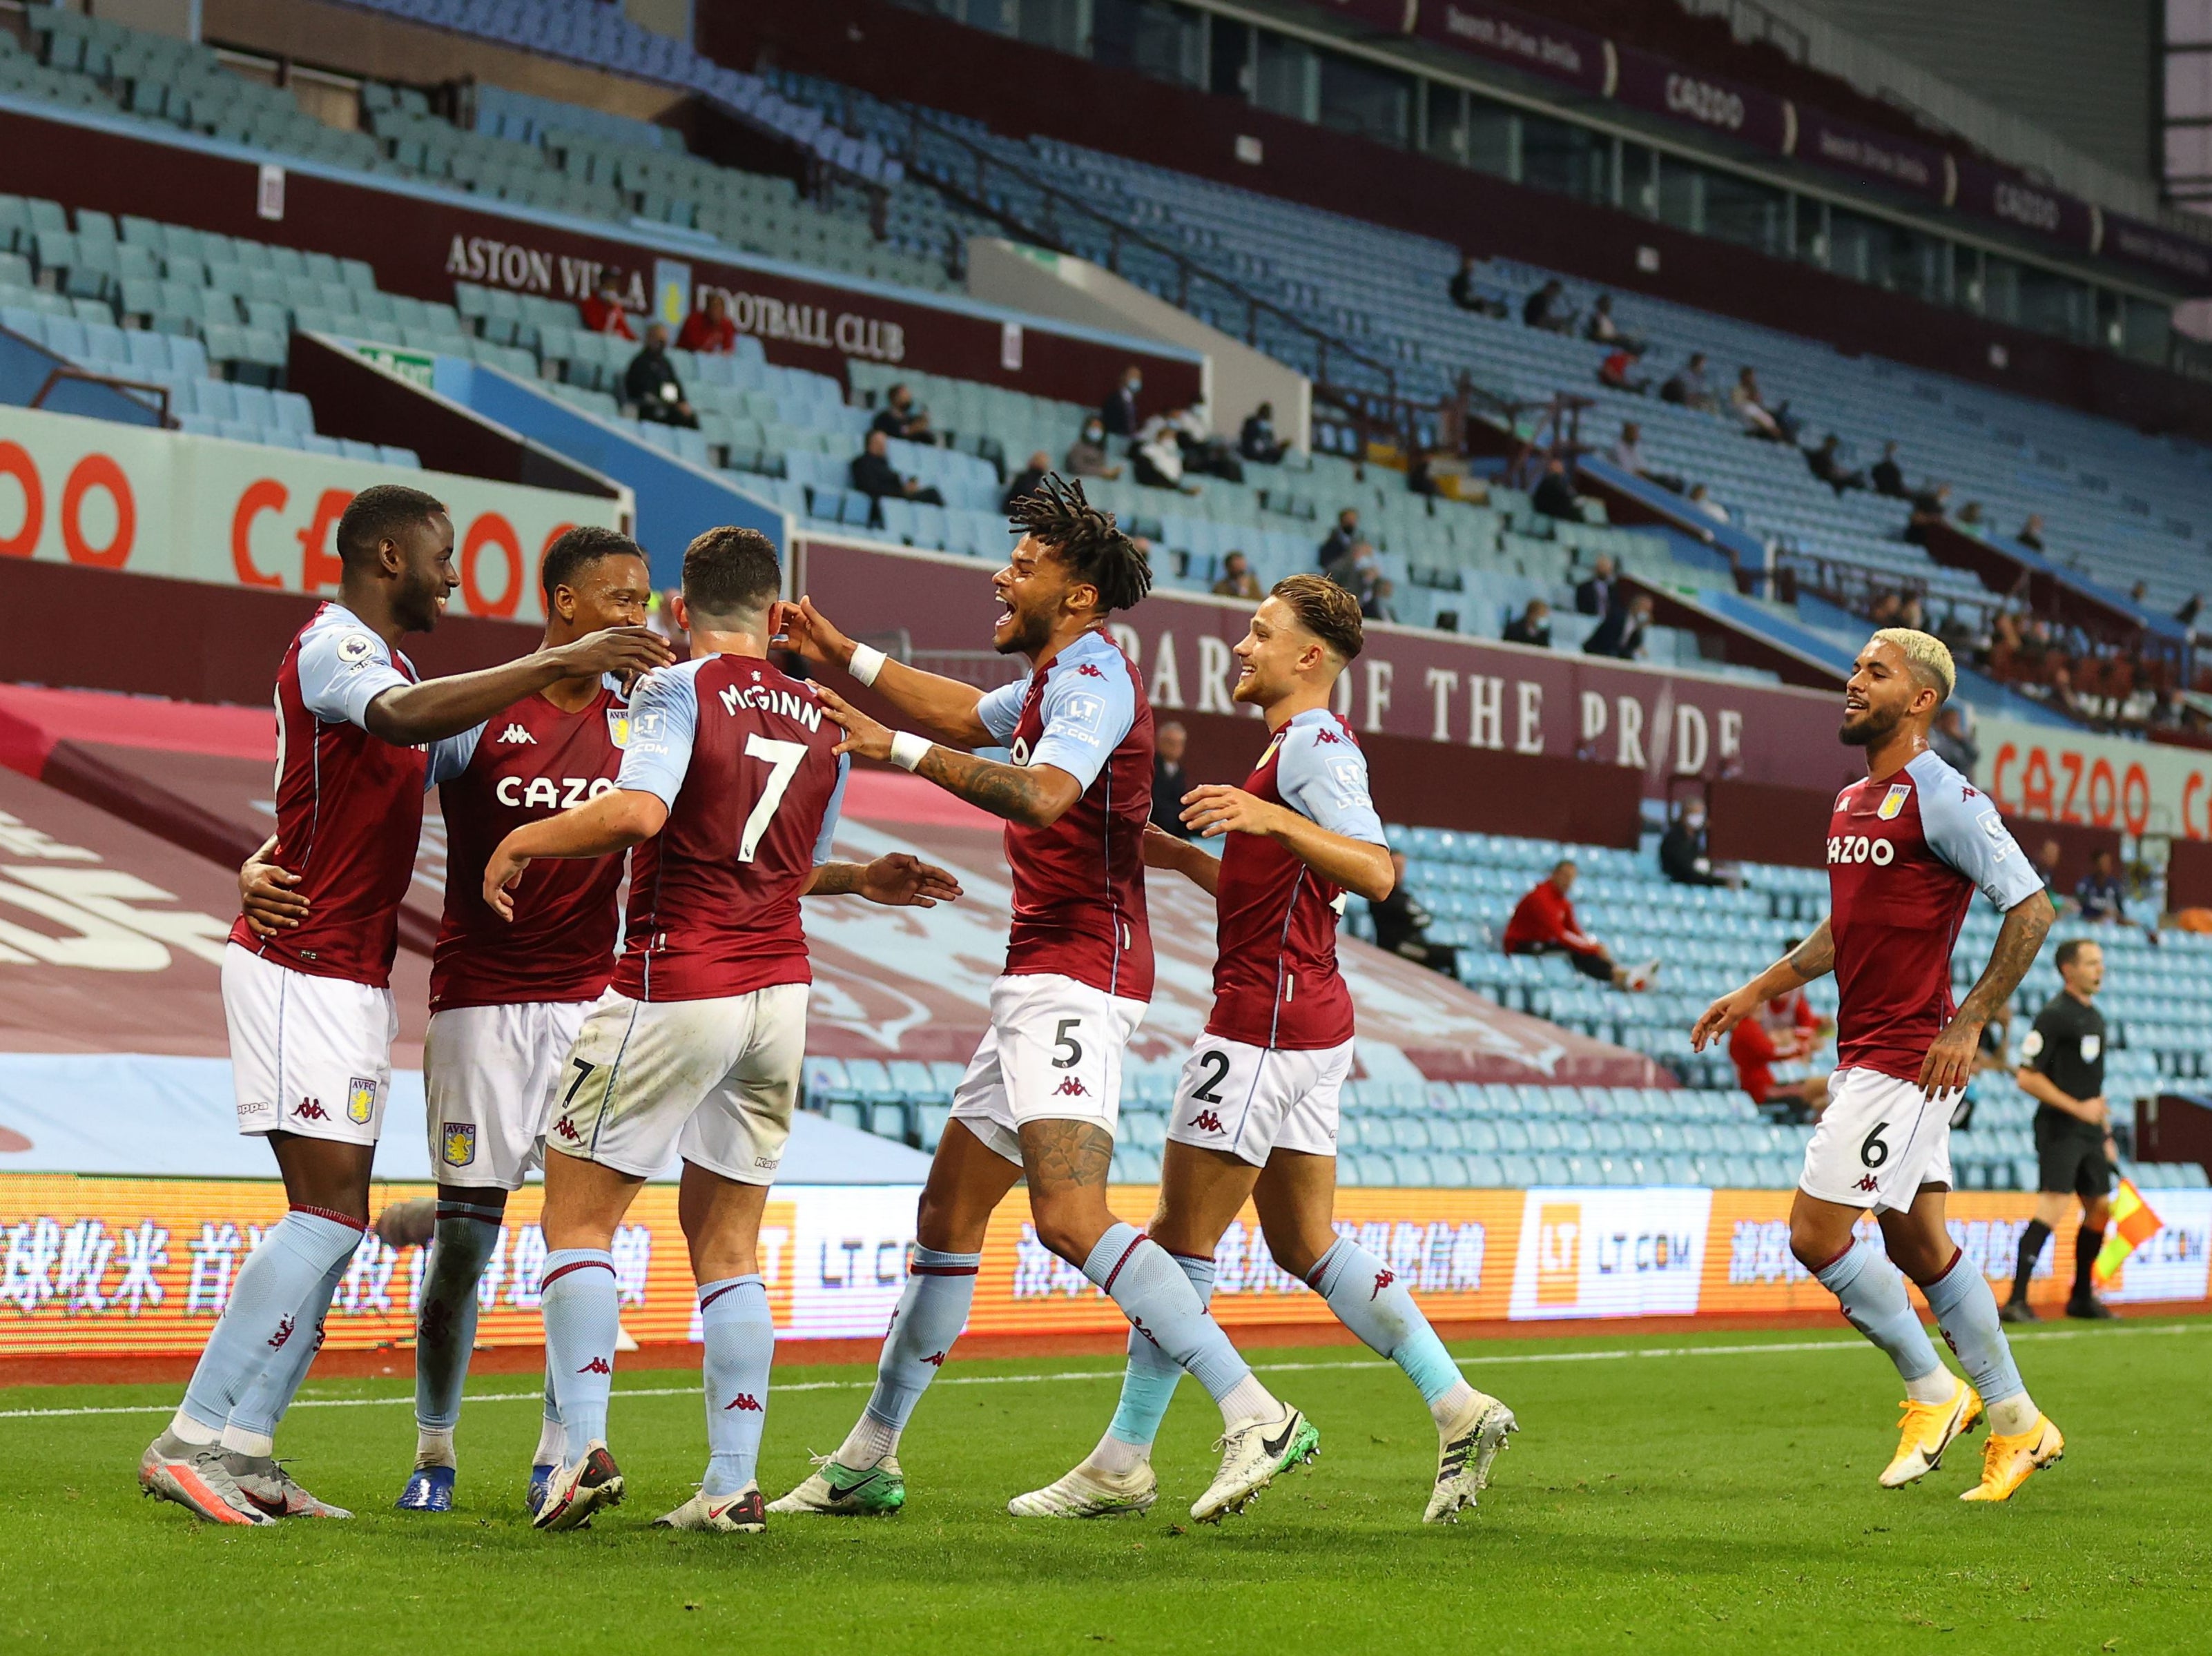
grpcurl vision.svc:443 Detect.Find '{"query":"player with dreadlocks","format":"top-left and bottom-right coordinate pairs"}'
top-left (772, 474), bottom-right (1321, 1525)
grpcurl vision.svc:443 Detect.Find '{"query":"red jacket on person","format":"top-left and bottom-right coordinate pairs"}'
top-left (1502, 879), bottom-right (1601, 956)
top-left (579, 295), bottom-right (635, 340)
top-left (677, 310), bottom-right (737, 354)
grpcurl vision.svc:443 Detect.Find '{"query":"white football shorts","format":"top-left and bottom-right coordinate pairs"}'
top-left (948, 973), bottom-right (1147, 1167)
top-left (423, 995), bottom-right (605, 1190)
top-left (547, 982), bottom-right (807, 1185)
top-left (223, 942), bottom-right (395, 1146)
top-left (1799, 1065), bottom-right (1954, 1214)
top-left (1165, 1034), bottom-right (1354, 1167)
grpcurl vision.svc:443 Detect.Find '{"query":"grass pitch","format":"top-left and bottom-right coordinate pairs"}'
top-left (6, 1319), bottom-right (2206, 1655)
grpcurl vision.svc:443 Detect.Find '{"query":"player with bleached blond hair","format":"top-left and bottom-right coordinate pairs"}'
top-left (1694, 629), bottom-right (2064, 1503)
top-left (1012, 575), bottom-right (1515, 1525)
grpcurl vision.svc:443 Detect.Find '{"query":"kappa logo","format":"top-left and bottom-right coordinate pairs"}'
top-left (268, 1314), bottom-right (295, 1350)
top-left (1314, 726), bottom-right (1341, 745)
top-left (294, 1098), bottom-right (329, 1122)
top-left (1371, 1267), bottom-right (1396, 1301)
top-left (1075, 663), bottom-right (1106, 679)
top-left (1961, 786), bottom-right (1979, 801)
top-left (554, 1117), bottom-right (584, 1143)
top-left (1185, 1109), bottom-right (1225, 1133)
top-left (922, 1350), bottom-right (948, 1368)
top-left (1855, 1173), bottom-right (1881, 1192)
top-left (499, 723), bottom-right (538, 745)
top-left (1129, 1313), bottom-right (1159, 1348)
top-left (1053, 1077), bottom-right (1090, 1098)
top-left (578, 1356), bottom-right (612, 1375)
top-left (724, 1393), bottom-right (764, 1413)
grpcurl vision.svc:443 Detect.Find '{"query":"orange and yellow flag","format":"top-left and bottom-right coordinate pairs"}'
top-left (2092, 1178), bottom-right (2163, 1287)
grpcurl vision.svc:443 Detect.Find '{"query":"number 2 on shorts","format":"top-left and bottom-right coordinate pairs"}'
top-left (1192, 1049), bottom-right (1230, 1105)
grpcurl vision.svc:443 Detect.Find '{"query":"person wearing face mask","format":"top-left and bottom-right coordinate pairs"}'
top-left (1101, 366), bottom-right (1142, 438)
top-left (1660, 799), bottom-right (1734, 888)
top-left (1065, 417), bottom-right (1124, 480)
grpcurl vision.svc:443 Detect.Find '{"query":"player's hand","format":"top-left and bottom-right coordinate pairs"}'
top-left (239, 853), bottom-right (308, 935)
top-left (1181, 784), bottom-right (1283, 839)
top-left (815, 685), bottom-right (895, 762)
top-left (1690, 984), bottom-right (1763, 1052)
top-left (780, 596), bottom-right (857, 671)
top-left (545, 625), bottom-right (675, 686)
top-left (857, 853), bottom-right (963, 908)
top-left (2082, 1094), bottom-right (2111, 1127)
top-left (483, 837), bottom-right (531, 922)
top-left (1917, 1015), bottom-right (1982, 1102)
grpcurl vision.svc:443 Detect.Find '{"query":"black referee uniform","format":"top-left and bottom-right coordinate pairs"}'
top-left (2006, 991), bottom-right (2112, 1316)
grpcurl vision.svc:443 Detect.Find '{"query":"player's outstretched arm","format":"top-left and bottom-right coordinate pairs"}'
top-left (1181, 784), bottom-right (1394, 900)
top-left (365, 627), bottom-right (674, 747)
top-left (483, 788), bottom-right (669, 920)
top-left (1690, 919), bottom-right (1834, 1051)
top-left (1920, 890), bottom-right (2053, 1100)
top-left (237, 835), bottom-right (309, 936)
top-left (778, 596), bottom-right (991, 748)
top-left (806, 854), bottom-right (964, 907)
top-left (1143, 822), bottom-right (1221, 897)
top-left (815, 688), bottom-right (1083, 828)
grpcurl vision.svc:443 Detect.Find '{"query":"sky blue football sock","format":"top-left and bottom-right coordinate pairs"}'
top-left (1922, 1249), bottom-right (2026, 1407)
top-left (697, 1276), bottom-right (774, 1497)
top-left (1308, 1238), bottom-right (1466, 1410)
top-left (1082, 1224), bottom-right (1270, 1421)
top-left (413, 1202), bottom-right (503, 1438)
top-left (539, 1248), bottom-right (619, 1463)
top-left (848, 1247), bottom-right (979, 1463)
top-left (1816, 1236), bottom-right (1946, 1387)
top-left (1105, 1252), bottom-right (1214, 1450)
top-left (225, 1248), bottom-right (351, 1452)
top-left (177, 1209), bottom-right (362, 1438)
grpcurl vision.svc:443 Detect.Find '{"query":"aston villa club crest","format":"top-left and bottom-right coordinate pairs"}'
top-left (1876, 783), bottom-right (1911, 821)
top-left (347, 1077), bottom-right (378, 1124)
top-left (606, 708), bottom-right (634, 749)
top-left (441, 1120), bottom-right (478, 1167)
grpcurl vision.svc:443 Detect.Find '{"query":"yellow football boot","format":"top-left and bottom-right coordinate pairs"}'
top-left (1960, 1415), bottom-right (2064, 1503)
top-left (1879, 1379), bottom-right (1983, 1488)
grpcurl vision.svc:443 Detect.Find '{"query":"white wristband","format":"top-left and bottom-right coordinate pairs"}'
top-left (848, 643), bottom-right (887, 686)
top-left (889, 731), bottom-right (931, 772)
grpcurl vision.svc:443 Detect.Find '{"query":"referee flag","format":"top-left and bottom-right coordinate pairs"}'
top-left (2092, 1179), bottom-right (2163, 1287)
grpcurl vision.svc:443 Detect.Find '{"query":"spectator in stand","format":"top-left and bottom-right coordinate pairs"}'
top-left (1660, 351), bottom-right (1716, 411)
top-left (1597, 345), bottom-right (1649, 394)
top-left (1371, 851), bottom-right (1457, 976)
top-left (1686, 483), bottom-right (1728, 525)
top-left (1169, 404), bottom-right (1244, 483)
top-left (1330, 542), bottom-right (1385, 618)
top-left (1730, 367), bottom-right (1790, 442)
top-left (1448, 253), bottom-right (1506, 315)
top-left (1100, 364), bottom-right (1142, 438)
top-left (1502, 859), bottom-right (1657, 990)
top-left (1611, 421), bottom-right (1684, 492)
top-left (1151, 721), bottom-right (1193, 839)
top-left (1869, 592), bottom-right (1903, 628)
top-left (851, 428), bottom-right (944, 508)
top-left (1211, 550), bottom-right (1262, 599)
top-left (1956, 500), bottom-right (1988, 536)
top-left (1132, 411), bottom-right (1198, 492)
top-left (1522, 277), bottom-right (1573, 333)
top-left (1583, 292), bottom-right (1643, 352)
top-left (1002, 450), bottom-right (1051, 513)
top-left (1904, 484), bottom-right (1952, 547)
top-left (1584, 591), bottom-right (1653, 660)
top-left (1804, 434), bottom-right (1866, 496)
top-left (2019, 514), bottom-right (2048, 551)
top-left (2178, 593), bottom-right (2204, 630)
top-left (1318, 507), bottom-right (1361, 571)
top-left (1503, 598), bottom-right (1551, 647)
top-left (579, 275), bottom-right (634, 340)
top-left (2031, 838), bottom-right (2066, 901)
top-left (2075, 850), bottom-right (2126, 924)
top-left (1930, 704), bottom-right (1979, 773)
top-left (1532, 456), bottom-right (1584, 522)
top-left (2129, 579), bottom-right (2148, 605)
top-left (675, 289), bottom-right (737, 355)
top-left (1660, 799), bottom-right (1734, 888)
top-left (623, 322), bottom-right (696, 427)
top-left (871, 382), bottom-right (936, 445)
top-left (1063, 415), bottom-right (1123, 480)
top-left (1870, 440), bottom-right (1910, 498)
top-left (1238, 402), bottom-right (1288, 465)
top-left (1368, 576), bottom-right (1399, 625)
top-left (1574, 554), bottom-right (1617, 616)
top-left (1728, 967), bottom-right (1830, 1121)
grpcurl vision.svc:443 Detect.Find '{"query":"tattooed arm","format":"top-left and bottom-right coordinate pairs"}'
top-left (1690, 918), bottom-right (1835, 1053)
top-left (1921, 890), bottom-right (2053, 1100)
top-left (802, 854), bottom-right (964, 906)
top-left (813, 685), bottom-right (1084, 828)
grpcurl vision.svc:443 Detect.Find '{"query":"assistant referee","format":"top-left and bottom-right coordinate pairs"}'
top-left (2003, 938), bottom-right (2117, 1323)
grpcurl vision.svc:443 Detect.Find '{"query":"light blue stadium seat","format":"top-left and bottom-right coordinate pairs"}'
top-left (866, 1102), bottom-right (911, 1143)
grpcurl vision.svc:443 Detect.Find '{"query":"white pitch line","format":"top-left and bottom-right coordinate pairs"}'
top-left (3, 1318), bottom-right (2202, 1422)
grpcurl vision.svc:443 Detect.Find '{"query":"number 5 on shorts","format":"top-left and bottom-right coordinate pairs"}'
top-left (1051, 1018), bottom-right (1083, 1070)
